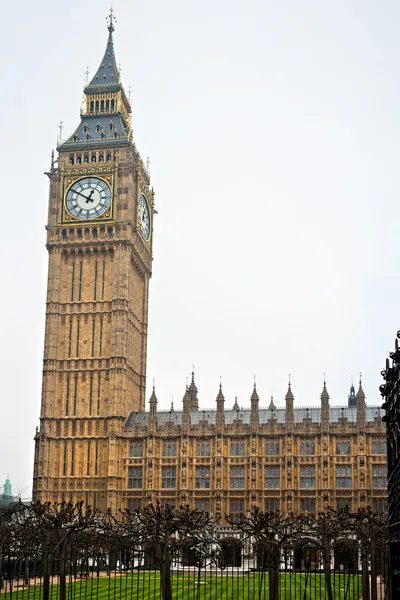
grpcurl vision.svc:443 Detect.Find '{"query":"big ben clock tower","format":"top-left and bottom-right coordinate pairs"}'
top-left (33, 11), bottom-right (154, 511)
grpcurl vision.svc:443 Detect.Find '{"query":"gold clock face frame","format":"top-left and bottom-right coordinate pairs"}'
top-left (61, 173), bottom-right (115, 224)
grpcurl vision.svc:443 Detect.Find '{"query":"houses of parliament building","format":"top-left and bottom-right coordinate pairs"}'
top-left (32, 14), bottom-right (388, 518)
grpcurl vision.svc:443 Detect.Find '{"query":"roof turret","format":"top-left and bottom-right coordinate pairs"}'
top-left (348, 382), bottom-right (356, 407)
top-left (86, 9), bottom-right (120, 91)
top-left (233, 395), bottom-right (240, 411)
top-left (59, 10), bottom-right (132, 151)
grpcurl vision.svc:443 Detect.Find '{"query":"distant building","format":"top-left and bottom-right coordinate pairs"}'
top-left (0, 478), bottom-right (13, 508)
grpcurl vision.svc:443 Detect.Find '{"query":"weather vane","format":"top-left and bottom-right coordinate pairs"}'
top-left (58, 121), bottom-right (63, 140)
top-left (85, 67), bottom-right (89, 85)
top-left (107, 7), bottom-right (116, 31)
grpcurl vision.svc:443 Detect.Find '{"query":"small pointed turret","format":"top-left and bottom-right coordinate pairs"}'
top-left (216, 381), bottom-right (225, 431)
top-left (149, 381), bottom-right (158, 432)
top-left (285, 379), bottom-right (294, 431)
top-left (348, 382), bottom-right (356, 407)
top-left (233, 395), bottom-right (240, 412)
top-left (320, 378), bottom-right (330, 433)
top-left (269, 395), bottom-right (276, 411)
top-left (356, 376), bottom-right (366, 430)
top-left (250, 380), bottom-right (259, 431)
top-left (182, 385), bottom-right (191, 432)
top-left (188, 369), bottom-right (199, 410)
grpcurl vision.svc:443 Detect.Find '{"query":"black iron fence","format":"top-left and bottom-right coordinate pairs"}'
top-left (0, 502), bottom-right (391, 600)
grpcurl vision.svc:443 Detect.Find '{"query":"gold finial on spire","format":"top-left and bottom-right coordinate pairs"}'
top-left (85, 67), bottom-right (89, 85)
top-left (106, 7), bottom-right (116, 33)
top-left (57, 121), bottom-right (63, 144)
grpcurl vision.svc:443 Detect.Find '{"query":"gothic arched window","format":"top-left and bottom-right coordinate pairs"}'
top-left (84, 154), bottom-right (89, 163)
top-left (111, 99), bottom-right (115, 110)
top-left (99, 152), bottom-right (104, 162)
top-left (106, 152), bottom-right (112, 162)
top-left (240, 443), bottom-right (244, 456)
top-left (265, 443), bottom-right (270, 456)
top-left (275, 442), bottom-right (280, 455)
top-left (197, 443), bottom-right (201, 456)
top-left (106, 99), bottom-right (110, 110)
top-left (341, 442), bottom-right (346, 455)
top-left (100, 100), bottom-right (104, 111)
top-left (69, 155), bottom-right (74, 165)
top-left (91, 153), bottom-right (96, 163)
top-left (336, 442), bottom-right (340, 455)
top-left (372, 442), bottom-right (377, 454)
top-left (346, 442), bottom-right (351, 454)
top-left (310, 442), bottom-right (315, 455)
top-left (95, 100), bottom-right (99, 112)
top-left (90, 101), bottom-right (94, 112)
top-left (206, 443), bottom-right (210, 456)
top-left (77, 154), bottom-right (82, 164)
top-left (300, 442), bottom-right (305, 456)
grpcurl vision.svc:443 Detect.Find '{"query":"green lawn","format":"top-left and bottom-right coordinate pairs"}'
top-left (0, 571), bottom-right (362, 600)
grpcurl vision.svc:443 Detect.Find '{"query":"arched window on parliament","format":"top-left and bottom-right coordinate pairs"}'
top-left (230, 441), bottom-right (245, 456)
top-left (372, 440), bottom-right (387, 454)
top-left (336, 440), bottom-right (351, 455)
top-left (129, 442), bottom-right (143, 458)
top-left (162, 442), bottom-right (177, 457)
top-left (196, 442), bottom-right (211, 457)
top-left (300, 441), bottom-right (315, 456)
top-left (265, 441), bottom-right (280, 456)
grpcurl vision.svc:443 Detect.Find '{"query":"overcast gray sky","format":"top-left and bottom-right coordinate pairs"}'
top-left (1, 0), bottom-right (399, 495)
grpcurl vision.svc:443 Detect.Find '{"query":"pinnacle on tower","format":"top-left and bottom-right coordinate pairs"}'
top-left (233, 395), bottom-right (239, 411)
top-left (285, 380), bottom-right (294, 401)
top-left (268, 395), bottom-right (276, 410)
top-left (320, 379), bottom-right (330, 401)
top-left (251, 381), bottom-right (259, 402)
top-left (216, 381), bottom-right (225, 402)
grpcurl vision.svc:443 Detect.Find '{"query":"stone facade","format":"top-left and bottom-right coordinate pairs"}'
top-left (33, 16), bottom-right (388, 517)
top-left (123, 377), bottom-right (387, 518)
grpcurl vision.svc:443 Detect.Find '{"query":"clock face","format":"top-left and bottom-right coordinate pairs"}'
top-left (138, 193), bottom-right (151, 240)
top-left (66, 177), bottom-right (112, 220)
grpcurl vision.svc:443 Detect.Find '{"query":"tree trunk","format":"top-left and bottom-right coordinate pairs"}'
top-left (160, 537), bottom-right (172, 600)
top-left (268, 547), bottom-right (280, 600)
top-left (42, 546), bottom-right (50, 600)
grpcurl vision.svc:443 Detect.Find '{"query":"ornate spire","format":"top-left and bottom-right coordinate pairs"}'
top-left (356, 375), bottom-right (366, 430)
top-left (188, 368), bottom-right (199, 410)
top-left (348, 380), bottom-right (356, 407)
top-left (268, 395), bottom-right (276, 410)
top-left (149, 381), bottom-right (158, 430)
top-left (233, 395), bottom-right (239, 412)
top-left (250, 380), bottom-right (259, 431)
top-left (320, 377), bottom-right (330, 433)
top-left (285, 378), bottom-right (294, 430)
top-left (59, 10), bottom-right (132, 151)
top-left (87, 9), bottom-right (120, 90)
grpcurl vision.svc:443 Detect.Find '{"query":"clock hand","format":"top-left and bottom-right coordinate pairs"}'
top-left (86, 189), bottom-right (95, 203)
top-left (73, 189), bottom-right (93, 201)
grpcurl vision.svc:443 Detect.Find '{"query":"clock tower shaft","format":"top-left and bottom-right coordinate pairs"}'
top-left (33, 16), bottom-right (154, 512)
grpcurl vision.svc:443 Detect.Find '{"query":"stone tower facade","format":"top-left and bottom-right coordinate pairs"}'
top-left (33, 14), bottom-right (154, 512)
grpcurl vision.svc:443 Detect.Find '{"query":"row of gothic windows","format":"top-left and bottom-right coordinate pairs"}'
top-left (163, 443), bottom-right (177, 457)
top-left (129, 442), bottom-right (143, 457)
top-left (89, 99), bottom-right (116, 112)
top-left (265, 442), bottom-right (280, 456)
top-left (69, 151), bottom-right (113, 165)
top-left (336, 441), bottom-right (351, 455)
top-left (231, 442), bottom-right (245, 456)
top-left (372, 441), bottom-right (387, 454)
top-left (300, 441), bottom-right (315, 456)
top-left (197, 442), bottom-right (211, 456)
